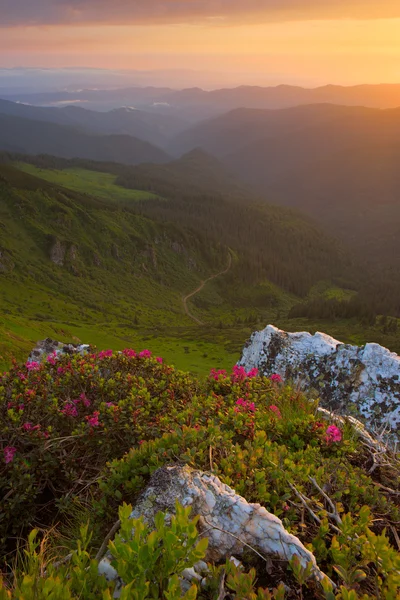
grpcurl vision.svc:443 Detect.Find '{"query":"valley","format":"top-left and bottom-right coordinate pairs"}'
top-left (1, 156), bottom-right (399, 375)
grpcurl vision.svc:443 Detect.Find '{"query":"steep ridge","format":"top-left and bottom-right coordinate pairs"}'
top-left (0, 113), bottom-right (170, 165)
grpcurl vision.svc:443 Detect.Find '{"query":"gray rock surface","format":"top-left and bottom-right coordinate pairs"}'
top-left (27, 338), bottom-right (90, 363)
top-left (98, 465), bottom-right (329, 594)
top-left (239, 324), bottom-right (400, 444)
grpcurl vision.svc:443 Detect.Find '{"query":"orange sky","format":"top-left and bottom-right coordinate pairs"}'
top-left (1, 3), bottom-right (400, 86)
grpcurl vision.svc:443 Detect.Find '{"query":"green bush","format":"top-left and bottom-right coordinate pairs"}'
top-left (1, 351), bottom-right (399, 598)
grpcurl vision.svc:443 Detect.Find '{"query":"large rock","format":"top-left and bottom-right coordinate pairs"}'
top-left (98, 465), bottom-right (329, 594)
top-left (239, 324), bottom-right (400, 444)
top-left (28, 338), bottom-right (90, 363)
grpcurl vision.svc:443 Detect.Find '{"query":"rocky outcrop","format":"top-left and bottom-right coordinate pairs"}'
top-left (50, 239), bottom-right (66, 266)
top-left (0, 248), bottom-right (14, 273)
top-left (239, 324), bottom-right (400, 444)
top-left (28, 338), bottom-right (90, 363)
top-left (98, 465), bottom-right (329, 594)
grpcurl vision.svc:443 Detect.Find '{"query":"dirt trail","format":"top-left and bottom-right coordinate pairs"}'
top-left (183, 251), bottom-right (232, 325)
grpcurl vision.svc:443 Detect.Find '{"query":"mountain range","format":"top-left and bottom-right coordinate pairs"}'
top-left (4, 83), bottom-right (400, 118)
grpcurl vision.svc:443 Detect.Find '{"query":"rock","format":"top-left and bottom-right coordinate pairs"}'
top-left (239, 324), bottom-right (400, 444)
top-left (98, 465), bottom-right (329, 595)
top-left (0, 248), bottom-right (14, 273)
top-left (27, 338), bottom-right (90, 363)
top-left (50, 239), bottom-right (66, 266)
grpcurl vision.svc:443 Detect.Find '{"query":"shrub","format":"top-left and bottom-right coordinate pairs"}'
top-left (1, 350), bottom-right (399, 599)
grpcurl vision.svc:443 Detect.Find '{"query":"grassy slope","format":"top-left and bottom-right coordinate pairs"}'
top-left (1, 163), bottom-right (399, 375)
top-left (0, 164), bottom-right (236, 373)
top-left (15, 162), bottom-right (160, 203)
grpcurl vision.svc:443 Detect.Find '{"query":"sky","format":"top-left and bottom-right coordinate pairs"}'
top-left (1, 1), bottom-right (400, 87)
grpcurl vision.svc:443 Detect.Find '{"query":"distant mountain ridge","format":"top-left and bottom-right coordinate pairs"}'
top-left (2, 82), bottom-right (400, 118)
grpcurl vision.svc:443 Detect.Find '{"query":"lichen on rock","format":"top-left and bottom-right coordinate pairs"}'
top-left (238, 324), bottom-right (400, 444)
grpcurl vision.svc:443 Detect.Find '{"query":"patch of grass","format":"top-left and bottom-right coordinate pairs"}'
top-left (14, 163), bottom-right (160, 203)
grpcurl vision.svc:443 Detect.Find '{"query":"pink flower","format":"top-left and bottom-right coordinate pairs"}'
top-left (4, 446), bottom-right (16, 464)
top-left (325, 425), bottom-right (342, 443)
top-left (57, 366), bottom-right (65, 375)
top-left (61, 403), bottom-right (78, 417)
top-left (210, 368), bottom-right (227, 381)
top-left (270, 374), bottom-right (283, 383)
top-left (86, 411), bottom-right (100, 427)
top-left (26, 361), bottom-right (40, 371)
top-left (247, 368), bottom-right (258, 378)
top-left (123, 349), bottom-right (137, 358)
top-left (98, 349), bottom-right (113, 359)
top-left (106, 402), bottom-right (115, 408)
top-left (22, 422), bottom-right (33, 431)
top-left (231, 365), bottom-right (247, 382)
top-left (139, 349), bottom-right (152, 358)
top-left (18, 373), bottom-right (27, 381)
top-left (235, 398), bottom-right (256, 413)
top-left (47, 352), bottom-right (57, 365)
top-left (156, 357), bottom-right (163, 364)
top-left (269, 405), bottom-right (282, 419)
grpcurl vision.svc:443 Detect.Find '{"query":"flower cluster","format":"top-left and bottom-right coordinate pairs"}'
top-left (270, 374), bottom-right (283, 383)
top-left (325, 424), bottom-right (342, 443)
top-left (209, 368), bottom-right (228, 381)
top-left (234, 397), bottom-right (256, 413)
top-left (231, 365), bottom-right (258, 382)
top-left (3, 446), bottom-right (16, 464)
top-left (26, 361), bottom-right (40, 372)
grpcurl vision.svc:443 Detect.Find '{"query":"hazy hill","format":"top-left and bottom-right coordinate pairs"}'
top-left (0, 112), bottom-right (170, 165)
top-left (0, 99), bottom-right (187, 147)
top-left (168, 104), bottom-right (400, 271)
top-left (170, 104), bottom-right (375, 156)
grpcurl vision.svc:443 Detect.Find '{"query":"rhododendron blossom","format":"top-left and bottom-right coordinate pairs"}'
top-left (4, 446), bottom-right (16, 464)
top-left (269, 405), bottom-right (282, 419)
top-left (139, 349), bottom-right (152, 358)
top-left (209, 368), bottom-right (228, 381)
top-left (247, 368), bottom-right (258, 378)
top-left (235, 398), bottom-right (256, 413)
top-left (98, 350), bottom-right (113, 359)
top-left (86, 411), bottom-right (100, 427)
top-left (61, 403), bottom-right (78, 417)
top-left (123, 349), bottom-right (137, 358)
top-left (156, 357), bottom-right (163, 364)
top-left (325, 425), bottom-right (342, 443)
top-left (270, 374), bottom-right (283, 383)
top-left (26, 361), bottom-right (40, 371)
top-left (47, 352), bottom-right (57, 365)
top-left (231, 365), bottom-right (247, 382)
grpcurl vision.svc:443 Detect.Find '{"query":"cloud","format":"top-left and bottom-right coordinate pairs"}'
top-left (1, 0), bottom-right (400, 27)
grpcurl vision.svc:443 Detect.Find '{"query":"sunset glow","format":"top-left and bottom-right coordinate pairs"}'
top-left (1, 2), bottom-right (400, 86)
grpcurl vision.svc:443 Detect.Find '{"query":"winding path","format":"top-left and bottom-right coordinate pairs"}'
top-left (183, 251), bottom-right (232, 325)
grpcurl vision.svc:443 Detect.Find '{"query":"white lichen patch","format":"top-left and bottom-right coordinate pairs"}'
top-left (239, 325), bottom-right (400, 444)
